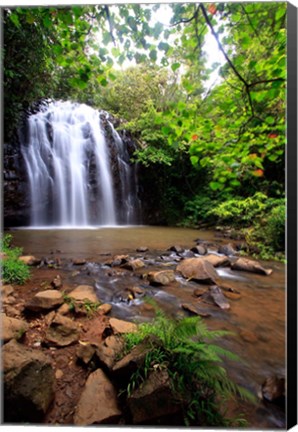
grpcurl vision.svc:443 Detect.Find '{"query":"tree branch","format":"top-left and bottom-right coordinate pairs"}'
top-left (104, 5), bottom-right (116, 46)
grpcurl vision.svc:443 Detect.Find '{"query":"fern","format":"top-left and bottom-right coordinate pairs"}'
top-left (123, 306), bottom-right (256, 426)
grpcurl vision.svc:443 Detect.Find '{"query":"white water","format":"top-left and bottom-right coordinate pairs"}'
top-left (21, 101), bottom-right (139, 227)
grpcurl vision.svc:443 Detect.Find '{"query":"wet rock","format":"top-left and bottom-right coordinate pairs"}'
top-left (231, 258), bottom-right (272, 275)
top-left (136, 246), bottom-right (149, 253)
top-left (218, 243), bottom-right (237, 256)
top-left (1, 313), bottom-right (29, 343)
top-left (105, 255), bottom-right (129, 267)
top-left (191, 245), bottom-right (208, 255)
top-left (98, 303), bottom-right (112, 315)
top-left (19, 255), bottom-right (41, 266)
top-left (109, 318), bottom-right (137, 335)
top-left (51, 274), bottom-right (62, 289)
top-left (68, 285), bottom-right (98, 303)
top-left (74, 368), bottom-right (122, 425)
top-left (147, 270), bottom-right (176, 286)
top-left (181, 303), bottom-right (211, 318)
top-left (176, 258), bottom-right (219, 284)
top-left (168, 245), bottom-right (184, 254)
top-left (127, 369), bottom-right (181, 424)
top-left (261, 375), bottom-right (285, 404)
top-left (72, 258), bottom-right (87, 265)
top-left (122, 259), bottom-right (145, 271)
top-left (208, 286), bottom-right (230, 310)
top-left (222, 290), bottom-right (241, 300)
top-left (45, 313), bottom-right (80, 347)
top-left (25, 290), bottom-right (64, 312)
top-left (127, 286), bottom-right (144, 296)
top-left (3, 339), bottom-right (55, 422)
top-left (202, 254), bottom-right (230, 268)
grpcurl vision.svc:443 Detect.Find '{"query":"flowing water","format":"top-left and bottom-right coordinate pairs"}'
top-left (21, 101), bottom-right (140, 227)
top-left (9, 226), bottom-right (286, 429)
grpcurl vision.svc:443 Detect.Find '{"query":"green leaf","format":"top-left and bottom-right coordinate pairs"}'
top-left (266, 116), bottom-right (275, 125)
top-left (171, 62), bottom-right (181, 72)
top-left (275, 7), bottom-right (285, 21)
top-left (9, 12), bottom-right (21, 28)
top-left (158, 41), bottom-right (170, 52)
top-left (161, 126), bottom-right (171, 135)
top-left (149, 49), bottom-right (157, 61)
top-left (230, 179), bottom-right (241, 187)
top-left (43, 14), bottom-right (52, 28)
top-left (209, 181), bottom-right (222, 191)
top-left (190, 155), bottom-right (199, 166)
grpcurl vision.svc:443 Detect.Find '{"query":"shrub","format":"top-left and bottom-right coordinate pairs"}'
top-left (1, 233), bottom-right (30, 284)
top-left (123, 309), bottom-right (255, 426)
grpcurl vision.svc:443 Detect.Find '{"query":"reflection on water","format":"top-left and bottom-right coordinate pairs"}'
top-left (8, 227), bottom-right (286, 428)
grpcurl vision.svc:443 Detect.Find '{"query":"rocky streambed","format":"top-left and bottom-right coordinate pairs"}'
top-left (1, 235), bottom-right (286, 427)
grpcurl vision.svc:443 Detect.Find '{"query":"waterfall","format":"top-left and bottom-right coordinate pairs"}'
top-left (21, 100), bottom-right (140, 227)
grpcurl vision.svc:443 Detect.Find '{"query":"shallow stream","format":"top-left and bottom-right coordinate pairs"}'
top-left (9, 226), bottom-right (286, 428)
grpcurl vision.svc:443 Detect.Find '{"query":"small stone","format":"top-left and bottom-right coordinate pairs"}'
top-left (55, 369), bottom-right (64, 379)
top-left (122, 259), bottom-right (145, 271)
top-left (1, 313), bottom-right (29, 343)
top-left (191, 245), bottom-right (208, 255)
top-left (168, 245), bottom-right (184, 254)
top-left (181, 303), bottom-right (211, 318)
top-left (147, 270), bottom-right (176, 286)
top-left (68, 285), bottom-right (98, 303)
top-left (45, 313), bottom-right (80, 347)
top-left (25, 290), bottom-right (64, 312)
top-left (51, 274), bottom-right (62, 289)
top-left (231, 258), bottom-right (272, 276)
top-left (72, 258), bottom-right (87, 265)
top-left (136, 246), bottom-right (149, 253)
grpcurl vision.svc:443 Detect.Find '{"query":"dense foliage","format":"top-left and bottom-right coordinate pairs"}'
top-left (123, 308), bottom-right (254, 426)
top-left (3, 2), bottom-right (286, 258)
top-left (1, 234), bottom-right (30, 284)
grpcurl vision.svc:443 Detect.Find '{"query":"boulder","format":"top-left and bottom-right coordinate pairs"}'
top-left (218, 243), bottom-right (237, 256)
top-left (105, 255), bottom-right (129, 267)
top-left (191, 245), bottom-right (208, 255)
top-left (176, 258), bottom-right (219, 284)
top-left (231, 258), bottom-right (272, 275)
top-left (19, 255), bottom-right (41, 266)
top-left (74, 368), bottom-right (122, 425)
top-left (147, 270), bottom-right (176, 286)
top-left (202, 254), bottom-right (230, 268)
top-left (122, 259), bottom-right (145, 271)
top-left (181, 303), bottom-right (211, 318)
top-left (261, 375), bottom-right (285, 404)
top-left (25, 290), bottom-right (64, 312)
top-left (3, 339), bottom-right (55, 422)
top-left (109, 318), bottom-right (137, 335)
top-left (44, 313), bottom-right (80, 347)
top-left (208, 286), bottom-right (230, 310)
top-left (127, 369), bottom-right (181, 424)
top-left (68, 285), bottom-right (98, 303)
top-left (95, 335), bottom-right (125, 370)
top-left (1, 313), bottom-right (29, 343)
top-left (76, 342), bottom-right (97, 365)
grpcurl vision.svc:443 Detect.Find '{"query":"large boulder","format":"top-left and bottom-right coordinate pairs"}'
top-left (1, 313), bottom-right (29, 343)
top-left (74, 368), bottom-right (122, 425)
top-left (176, 258), bottom-right (219, 284)
top-left (127, 369), bottom-right (182, 424)
top-left (95, 335), bottom-right (125, 370)
top-left (2, 339), bottom-right (55, 422)
top-left (231, 258), bottom-right (272, 275)
top-left (147, 270), bottom-right (176, 286)
top-left (25, 290), bottom-right (64, 312)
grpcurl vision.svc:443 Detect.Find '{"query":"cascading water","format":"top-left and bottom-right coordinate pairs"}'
top-left (21, 100), bottom-right (140, 227)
